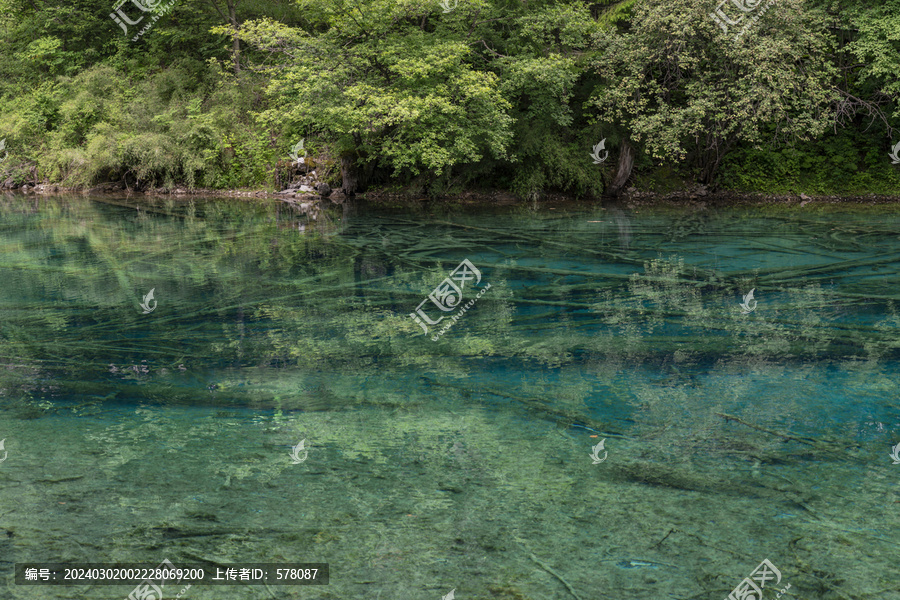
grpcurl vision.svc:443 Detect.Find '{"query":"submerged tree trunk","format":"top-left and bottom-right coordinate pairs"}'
top-left (606, 139), bottom-right (635, 197)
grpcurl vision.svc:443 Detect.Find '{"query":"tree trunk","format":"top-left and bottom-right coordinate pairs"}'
top-left (699, 158), bottom-right (718, 184)
top-left (227, 0), bottom-right (240, 73)
top-left (341, 154), bottom-right (359, 195)
top-left (699, 135), bottom-right (736, 184)
top-left (606, 139), bottom-right (635, 197)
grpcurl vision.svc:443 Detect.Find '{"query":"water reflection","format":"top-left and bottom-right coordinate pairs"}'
top-left (0, 194), bottom-right (898, 600)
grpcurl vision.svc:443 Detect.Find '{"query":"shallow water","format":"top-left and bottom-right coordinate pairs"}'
top-left (0, 194), bottom-right (898, 600)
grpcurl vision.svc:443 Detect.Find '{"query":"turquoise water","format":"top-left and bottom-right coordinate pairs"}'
top-left (0, 195), bottom-right (898, 600)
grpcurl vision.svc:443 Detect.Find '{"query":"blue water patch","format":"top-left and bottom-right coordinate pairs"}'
top-left (1, 196), bottom-right (898, 599)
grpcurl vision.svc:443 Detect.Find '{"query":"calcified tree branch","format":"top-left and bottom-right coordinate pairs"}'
top-left (476, 39), bottom-right (507, 58)
top-left (831, 88), bottom-right (894, 137)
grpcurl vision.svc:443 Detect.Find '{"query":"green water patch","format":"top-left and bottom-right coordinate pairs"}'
top-left (1, 195), bottom-right (899, 600)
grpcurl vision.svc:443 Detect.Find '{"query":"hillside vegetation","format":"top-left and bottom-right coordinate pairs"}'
top-left (1, 0), bottom-right (899, 197)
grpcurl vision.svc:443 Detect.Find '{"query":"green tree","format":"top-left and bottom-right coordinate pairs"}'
top-left (493, 3), bottom-right (606, 200)
top-left (831, 0), bottom-right (900, 127)
top-left (236, 1), bottom-right (516, 195)
top-left (590, 0), bottom-right (837, 184)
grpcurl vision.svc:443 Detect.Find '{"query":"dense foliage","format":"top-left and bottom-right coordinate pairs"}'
top-left (0, 0), bottom-right (898, 196)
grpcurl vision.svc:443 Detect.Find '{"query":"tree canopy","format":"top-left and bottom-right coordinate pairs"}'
top-left (0, 0), bottom-right (898, 196)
